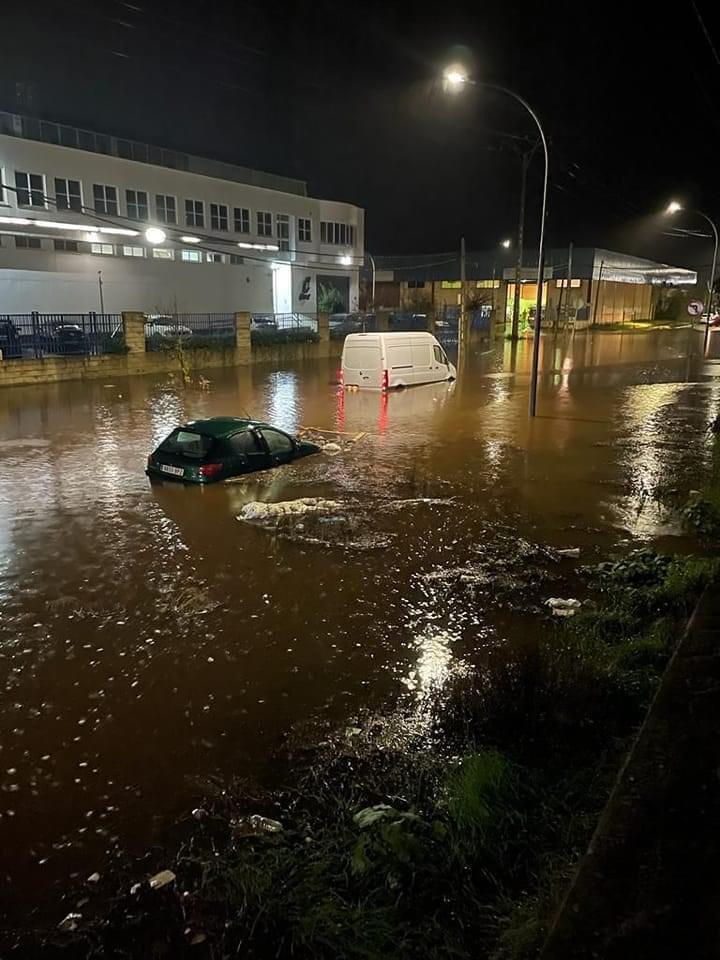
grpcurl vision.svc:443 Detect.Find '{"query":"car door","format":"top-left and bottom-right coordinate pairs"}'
top-left (227, 429), bottom-right (271, 474)
top-left (257, 427), bottom-right (296, 466)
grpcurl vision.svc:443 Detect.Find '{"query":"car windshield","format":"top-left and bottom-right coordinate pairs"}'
top-left (158, 429), bottom-right (213, 460)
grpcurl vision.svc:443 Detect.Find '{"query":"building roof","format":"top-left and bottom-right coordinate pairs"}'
top-left (372, 247), bottom-right (697, 285)
top-left (0, 111), bottom-right (307, 197)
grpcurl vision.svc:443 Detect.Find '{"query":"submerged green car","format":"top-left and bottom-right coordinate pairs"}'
top-left (146, 417), bottom-right (321, 484)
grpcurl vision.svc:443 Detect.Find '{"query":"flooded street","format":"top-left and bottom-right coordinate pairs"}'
top-left (1, 329), bottom-right (719, 927)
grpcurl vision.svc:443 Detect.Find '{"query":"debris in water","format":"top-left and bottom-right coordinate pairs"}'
top-left (130, 882), bottom-right (142, 895)
top-left (545, 597), bottom-right (582, 617)
top-left (86, 872), bottom-right (100, 884)
top-left (556, 547), bottom-right (581, 558)
top-left (148, 869), bottom-right (176, 890)
top-left (385, 497), bottom-right (457, 508)
top-left (322, 442), bottom-right (342, 455)
top-left (58, 913), bottom-right (82, 932)
top-left (238, 498), bottom-right (344, 523)
top-left (231, 814), bottom-right (283, 838)
top-left (191, 807), bottom-right (208, 821)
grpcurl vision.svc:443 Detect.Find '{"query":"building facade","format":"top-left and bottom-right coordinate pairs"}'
top-left (369, 248), bottom-right (697, 329)
top-left (0, 112), bottom-right (364, 315)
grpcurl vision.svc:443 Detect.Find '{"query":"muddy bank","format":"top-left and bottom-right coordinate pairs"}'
top-left (6, 549), bottom-right (715, 960)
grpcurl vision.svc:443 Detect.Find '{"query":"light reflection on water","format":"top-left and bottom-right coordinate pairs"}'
top-left (0, 330), bottom-right (716, 924)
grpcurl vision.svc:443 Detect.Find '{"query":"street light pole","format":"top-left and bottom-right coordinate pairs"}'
top-left (666, 202), bottom-right (719, 352)
top-left (368, 253), bottom-right (376, 311)
top-left (444, 70), bottom-right (549, 416)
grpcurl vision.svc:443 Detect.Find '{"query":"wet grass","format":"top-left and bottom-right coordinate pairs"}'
top-left (23, 549), bottom-right (716, 960)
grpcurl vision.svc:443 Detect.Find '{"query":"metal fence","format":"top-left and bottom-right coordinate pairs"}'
top-left (145, 312), bottom-right (236, 351)
top-left (251, 312), bottom-right (319, 345)
top-left (0, 312), bottom-right (124, 359)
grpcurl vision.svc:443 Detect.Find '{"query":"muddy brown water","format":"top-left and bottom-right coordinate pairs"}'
top-left (0, 329), bottom-right (718, 929)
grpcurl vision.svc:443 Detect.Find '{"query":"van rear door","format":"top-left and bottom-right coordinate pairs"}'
top-left (342, 338), bottom-right (383, 388)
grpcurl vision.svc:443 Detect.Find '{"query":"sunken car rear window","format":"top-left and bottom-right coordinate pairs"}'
top-left (159, 430), bottom-right (213, 459)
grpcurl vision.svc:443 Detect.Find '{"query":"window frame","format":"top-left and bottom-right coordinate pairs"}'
top-left (54, 177), bottom-right (82, 212)
top-left (152, 247), bottom-right (175, 260)
top-left (185, 198), bottom-right (205, 228)
top-left (54, 238), bottom-right (79, 252)
top-left (15, 234), bottom-right (42, 249)
top-left (233, 206), bottom-right (250, 233)
top-left (15, 171), bottom-right (46, 208)
top-left (210, 202), bottom-right (229, 231)
top-left (298, 217), bottom-right (312, 243)
top-left (155, 193), bottom-right (177, 225)
top-left (92, 183), bottom-right (119, 216)
top-left (126, 189), bottom-right (149, 221)
top-left (257, 210), bottom-right (272, 237)
top-left (180, 248), bottom-right (202, 262)
top-left (90, 241), bottom-right (115, 255)
top-left (121, 244), bottom-right (146, 258)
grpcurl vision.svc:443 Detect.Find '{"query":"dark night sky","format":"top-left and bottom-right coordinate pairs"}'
top-left (3, 0), bottom-right (720, 270)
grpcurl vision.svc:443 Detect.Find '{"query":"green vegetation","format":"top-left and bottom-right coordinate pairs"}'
top-left (318, 282), bottom-right (345, 313)
top-left (65, 549), bottom-right (713, 960)
top-left (251, 328), bottom-right (320, 346)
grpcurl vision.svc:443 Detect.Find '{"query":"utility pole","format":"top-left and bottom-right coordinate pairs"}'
top-left (511, 150), bottom-right (529, 340)
top-left (459, 236), bottom-right (467, 359)
top-left (97, 271), bottom-right (105, 315)
top-left (555, 240), bottom-right (573, 332)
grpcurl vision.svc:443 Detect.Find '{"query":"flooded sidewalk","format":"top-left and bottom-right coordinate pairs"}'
top-left (0, 329), bottom-right (717, 929)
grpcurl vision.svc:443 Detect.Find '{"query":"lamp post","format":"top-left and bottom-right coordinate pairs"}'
top-left (444, 68), bottom-right (549, 416)
top-left (666, 201), bottom-right (718, 351)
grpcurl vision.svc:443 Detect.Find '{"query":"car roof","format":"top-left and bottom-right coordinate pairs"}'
top-left (181, 417), bottom-right (269, 439)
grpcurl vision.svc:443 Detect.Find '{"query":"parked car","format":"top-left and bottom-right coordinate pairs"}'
top-left (0, 319), bottom-right (22, 359)
top-left (250, 315), bottom-right (279, 332)
top-left (146, 417), bottom-right (321, 484)
top-left (46, 324), bottom-right (89, 356)
top-left (144, 315), bottom-right (193, 339)
top-left (342, 331), bottom-right (456, 390)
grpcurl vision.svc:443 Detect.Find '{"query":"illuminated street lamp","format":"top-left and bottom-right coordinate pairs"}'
top-left (666, 200), bottom-right (718, 349)
top-left (443, 65), bottom-right (549, 416)
top-left (145, 226), bottom-right (167, 245)
top-left (501, 238), bottom-right (512, 249)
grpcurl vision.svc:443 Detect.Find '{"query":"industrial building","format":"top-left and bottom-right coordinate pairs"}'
top-left (0, 112), bottom-right (364, 315)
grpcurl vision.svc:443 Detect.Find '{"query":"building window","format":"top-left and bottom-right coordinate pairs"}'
top-left (180, 248), bottom-right (202, 262)
top-left (476, 280), bottom-right (500, 289)
top-left (555, 278), bottom-right (582, 288)
top-left (276, 214), bottom-right (290, 251)
top-left (257, 211), bottom-right (272, 237)
top-left (54, 238), bottom-right (79, 252)
top-left (93, 184), bottom-right (118, 215)
top-left (206, 251), bottom-right (226, 264)
top-left (15, 171), bottom-right (45, 207)
top-left (91, 242), bottom-right (114, 255)
top-left (155, 194), bottom-right (176, 224)
top-left (407, 280), bottom-right (425, 289)
top-left (152, 248), bottom-right (174, 259)
top-left (298, 217), bottom-right (311, 243)
top-left (15, 235), bottom-right (42, 249)
top-left (320, 221), bottom-right (354, 245)
top-left (54, 178), bottom-right (82, 212)
top-left (122, 245), bottom-right (145, 257)
top-left (210, 203), bottom-right (228, 231)
top-left (234, 206), bottom-right (250, 233)
top-left (185, 199), bottom-right (204, 228)
top-left (126, 189), bottom-right (149, 221)
top-left (230, 253), bottom-right (244, 264)
top-left (441, 281), bottom-right (461, 289)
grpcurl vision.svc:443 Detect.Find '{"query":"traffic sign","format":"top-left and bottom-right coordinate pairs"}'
top-left (687, 299), bottom-right (705, 317)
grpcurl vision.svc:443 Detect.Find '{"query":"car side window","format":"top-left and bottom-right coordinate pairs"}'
top-left (229, 431), bottom-right (262, 455)
top-left (433, 345), bottom-right (444, 363)
top-left (260, 429), bottom-right (294, 456)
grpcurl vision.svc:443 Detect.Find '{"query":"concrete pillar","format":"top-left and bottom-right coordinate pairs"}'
top-left (122, 312), bottom-right (146, 354)
top-left (235, 311), bottom-right (251, 364)
top-left (318, 312), bottom-right (330, 356)
top-left (377, 310), bottom-right (390, 332)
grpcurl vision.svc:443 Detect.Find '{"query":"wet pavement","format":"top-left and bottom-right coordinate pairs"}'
top-left (0, 329), bottom-right (719, 928)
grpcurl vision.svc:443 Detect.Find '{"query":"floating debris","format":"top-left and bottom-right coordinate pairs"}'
top-left (545, 597), bottom-right (582, 617)
top-left (238, 498), bottom-right (344, 523)
top-left (231, 814), bottom-right (283, 838)
top-left (58, 913), bottom-right (82, 932)
top-left (556, 547), bottom-right (581, 558)
top-left (148, 869), bottom-right (176, 890)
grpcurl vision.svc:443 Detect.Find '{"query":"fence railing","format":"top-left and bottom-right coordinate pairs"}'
top-left (145, 312), bottom-right (236, 351)
top-left (0, 312), bottom-right (124, 359)
top-left (251, 312), bottom-right (319, 345)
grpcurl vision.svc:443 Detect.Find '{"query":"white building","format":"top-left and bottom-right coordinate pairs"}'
top-left (0, 112), bottom-right (364, 316)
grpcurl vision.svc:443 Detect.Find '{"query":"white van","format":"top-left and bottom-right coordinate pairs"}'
top-left (341, 332), bottom-right (456, 390)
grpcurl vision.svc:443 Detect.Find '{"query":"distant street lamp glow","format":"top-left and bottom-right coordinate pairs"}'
top-left (340, 254), bottom-right (352, 266)
top-left (181, 235), bottom-right (201, 243)
top-left (444, 69), bottom-right (469, 88)
top-left (145, 226), bottom-right (167, 245)
top-left (666, 200), bottom-right (683, 215)
top-left (501, 238), bottom-right (512, 248)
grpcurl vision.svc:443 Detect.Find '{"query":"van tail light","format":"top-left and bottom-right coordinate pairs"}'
top-left (337, 366), bottom-right (344, 386)
top-left (382, 369), bottom-right (389, 391)
top-left (199, 462), bottom-right (223, 479)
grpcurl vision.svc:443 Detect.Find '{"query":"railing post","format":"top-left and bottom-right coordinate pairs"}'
top-left (88, 311), bottom-right (97, 356)
top-left (31, 310), bottom-right (41, 359)
top-left (122, 311), bottom-right (146, 354)
top-left (318, 312), bottom-right (330, 356)
top-left (235, 312), bottom-right (251, 363)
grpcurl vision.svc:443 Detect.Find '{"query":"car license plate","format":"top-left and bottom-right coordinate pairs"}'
top-left (160, 464), bottom-right (184, 477)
